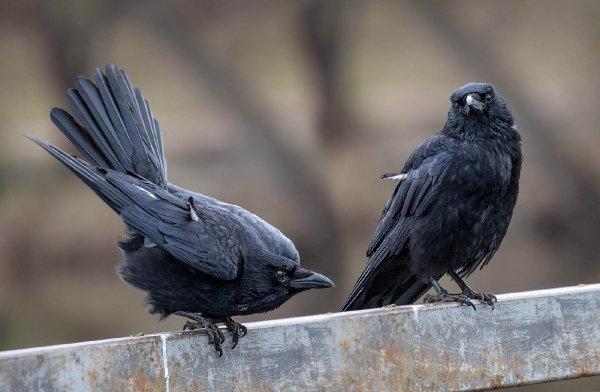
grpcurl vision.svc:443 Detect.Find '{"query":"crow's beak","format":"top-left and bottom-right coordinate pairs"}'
top-left (290, 268), bottom-right (334, 290)
top-left (464, 94), bottom-right (485, 115)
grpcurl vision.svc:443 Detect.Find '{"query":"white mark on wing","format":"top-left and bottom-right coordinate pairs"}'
top-left (386, 173), bottom-right (408, 181)
top-left (135, 185), bottom-right (158, 199)
top-left (189, 207), bottom-right (199, 222)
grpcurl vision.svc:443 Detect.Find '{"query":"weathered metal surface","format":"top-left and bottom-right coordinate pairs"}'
top-left (1, 285), bottom-right (599, 391)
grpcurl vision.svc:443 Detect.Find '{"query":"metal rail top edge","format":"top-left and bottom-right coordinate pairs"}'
top-left (0, 283), bottom-right (598, 359)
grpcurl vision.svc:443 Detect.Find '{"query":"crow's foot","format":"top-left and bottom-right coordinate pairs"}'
top-left (175, 311), bottom-right (225, 357)
top-left (423, 291), bottom-right (477, 311)
top-left (462, 289), bottom-right (497, 310)
top-left (447, 270), bottom-right (497, 310)
top-left (223, 317), bottom-right (248, 349)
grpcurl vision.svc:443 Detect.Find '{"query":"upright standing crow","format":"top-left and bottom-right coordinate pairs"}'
top-left (23, 65), bottom-right (334, 356)
top-left (341, 83), bottom-right (521, 312)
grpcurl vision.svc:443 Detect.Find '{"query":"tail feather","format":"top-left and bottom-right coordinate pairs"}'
top-left (65, 88), bottom-right (125, 172)
top-left (136, 90), bottom-right (167, 178)
top-left (49, 108), bottom-right (109, 168)
top-left (21, 133), bottom-right (132, 214)
top-left (341, 272), bottom-right (431, 311)
top-left (51, 64), bottom-right (167, 189)
top-left (92, 67), bottom-right (138, 164)
top-left (105, 66), bottom-right (148, 160)
top-left (153, 117), bottom-right (167, 177)
top-left (105, 65), bottom-right (164, 184)
top-left (75, 75), bottom-right (134, 172)
top-left (385, 280), bottom-right (431, 307)
top-left (341, 250), bottom-right (431, 311)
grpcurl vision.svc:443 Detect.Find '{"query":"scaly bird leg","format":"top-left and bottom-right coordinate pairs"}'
top-left (423, 275), bottom-right (476, 311)
top-left (448, 270), bottom-right (497, 310)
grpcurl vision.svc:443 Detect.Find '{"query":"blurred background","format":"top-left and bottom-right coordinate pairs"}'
top-left (1, 0), bottom-right (600, 389)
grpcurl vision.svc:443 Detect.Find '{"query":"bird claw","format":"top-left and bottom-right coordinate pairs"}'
top-left (467, 291), bottom-right (497, 310)
top-left (182, 320), bottom-right (200, 331)
top-left (177, 312), bottom-right (247, 354)
top-left (181, 318), bottom-right (225, 356)
top-left (424, 289), bottom-right (497, 311)
top-left (206, 324), bottom-right (225, 357)
top-left (224, 317), bottom-right (248, 349)
top-left (424, 292), bottom-right (476, 310)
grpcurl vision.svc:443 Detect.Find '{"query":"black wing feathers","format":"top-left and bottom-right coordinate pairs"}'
top-left (25, 132), bottom-right (242, 281)
top-left (28, 65), bottom-right (249, 281)
top-left (120, 206), bottom-right (166, 246)
top-left (367, 136), bottom-right (454, 256)
top-left (167, 184), bottom-right (301, 265)
top-left (343, 136), bottom-right (455, 311)
top-left (158, 218), bottom-right (242, 281)
top-left (102, 173), bottom-right (241, 280)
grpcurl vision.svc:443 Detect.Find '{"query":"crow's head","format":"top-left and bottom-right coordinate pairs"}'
top-left (238, 247), bottom-right (334, 314)
top-left (264, 255), bottom-right (334, 292)
top-left (450, 83), bottom-right (501, 117)
top-left (444, 83), bottom-right (516, 140)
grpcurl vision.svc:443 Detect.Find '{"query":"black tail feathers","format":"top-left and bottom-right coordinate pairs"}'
top-left (20, 132), bottom-right (132, 215)
top-left (50, 64), bottom-right (167, 189)
top-left (340, 251), bottom-right (433, 311)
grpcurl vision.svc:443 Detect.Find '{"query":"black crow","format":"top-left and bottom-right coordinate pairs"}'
top-left (341, 83), bottom-right (521, 312)
top-left (23, 65), bottom-right (334, 356)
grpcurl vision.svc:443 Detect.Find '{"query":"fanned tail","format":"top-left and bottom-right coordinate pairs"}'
top-left (50, 64), bottom-right (167, 188)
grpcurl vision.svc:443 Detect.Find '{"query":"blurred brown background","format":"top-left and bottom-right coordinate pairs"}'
top-left (1, 0), bottom-right (600, 390)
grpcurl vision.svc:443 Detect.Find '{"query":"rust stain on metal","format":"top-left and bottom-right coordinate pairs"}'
top-left (1, 285), bottom-right (600, 391)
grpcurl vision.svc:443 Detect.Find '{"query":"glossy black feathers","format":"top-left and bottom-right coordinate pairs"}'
top-left (25, 65), bottom-right (333, 338)
top-left (341, 83), bottom-right (522, 311)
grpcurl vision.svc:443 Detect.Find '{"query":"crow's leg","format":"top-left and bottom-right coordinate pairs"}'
top-left (223, 317), bottom-right (248, 349)
top-left (423, 276), bottom-right (476, 311)
top-left (175, 311), bottom-right (225, 357)
top-left (448, 270), bottom-right (497, 310)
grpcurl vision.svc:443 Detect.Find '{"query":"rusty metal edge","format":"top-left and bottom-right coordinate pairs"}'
top-left (1, 284), bottom-right (599, 391)
top-left (1, 284), bottom-right (595, 360)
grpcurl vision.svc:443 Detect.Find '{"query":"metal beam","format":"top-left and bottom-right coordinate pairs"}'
top-left (1, 284), bottom-right (599, 391)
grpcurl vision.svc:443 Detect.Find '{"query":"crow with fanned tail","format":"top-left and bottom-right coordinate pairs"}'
top-left (341, 83), bottom-right (522, 312)
top-left (23, 65), bottom-right (334, 356)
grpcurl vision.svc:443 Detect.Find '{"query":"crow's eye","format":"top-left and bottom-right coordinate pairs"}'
top-left (485, 94), bottom-right (492, 103)
top-left (275, 270), bottom-right (285, 280)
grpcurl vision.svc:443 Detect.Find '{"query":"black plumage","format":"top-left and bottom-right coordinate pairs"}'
top-left (341, 83), bottom-right (522, 312)
top-left (24, 65), bottom-right (334, 356)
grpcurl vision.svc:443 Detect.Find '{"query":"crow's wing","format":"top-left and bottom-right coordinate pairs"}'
top-left (109, 175), bottom-right (243, 280)
top-left (367, 134), bottom-right (455, 255)
top-left (341, 134), bottom-right (456, 311)
top-left (168, 184), bottom-right (300, 265)
top-left (24, 134), bottom-right (242, 281)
